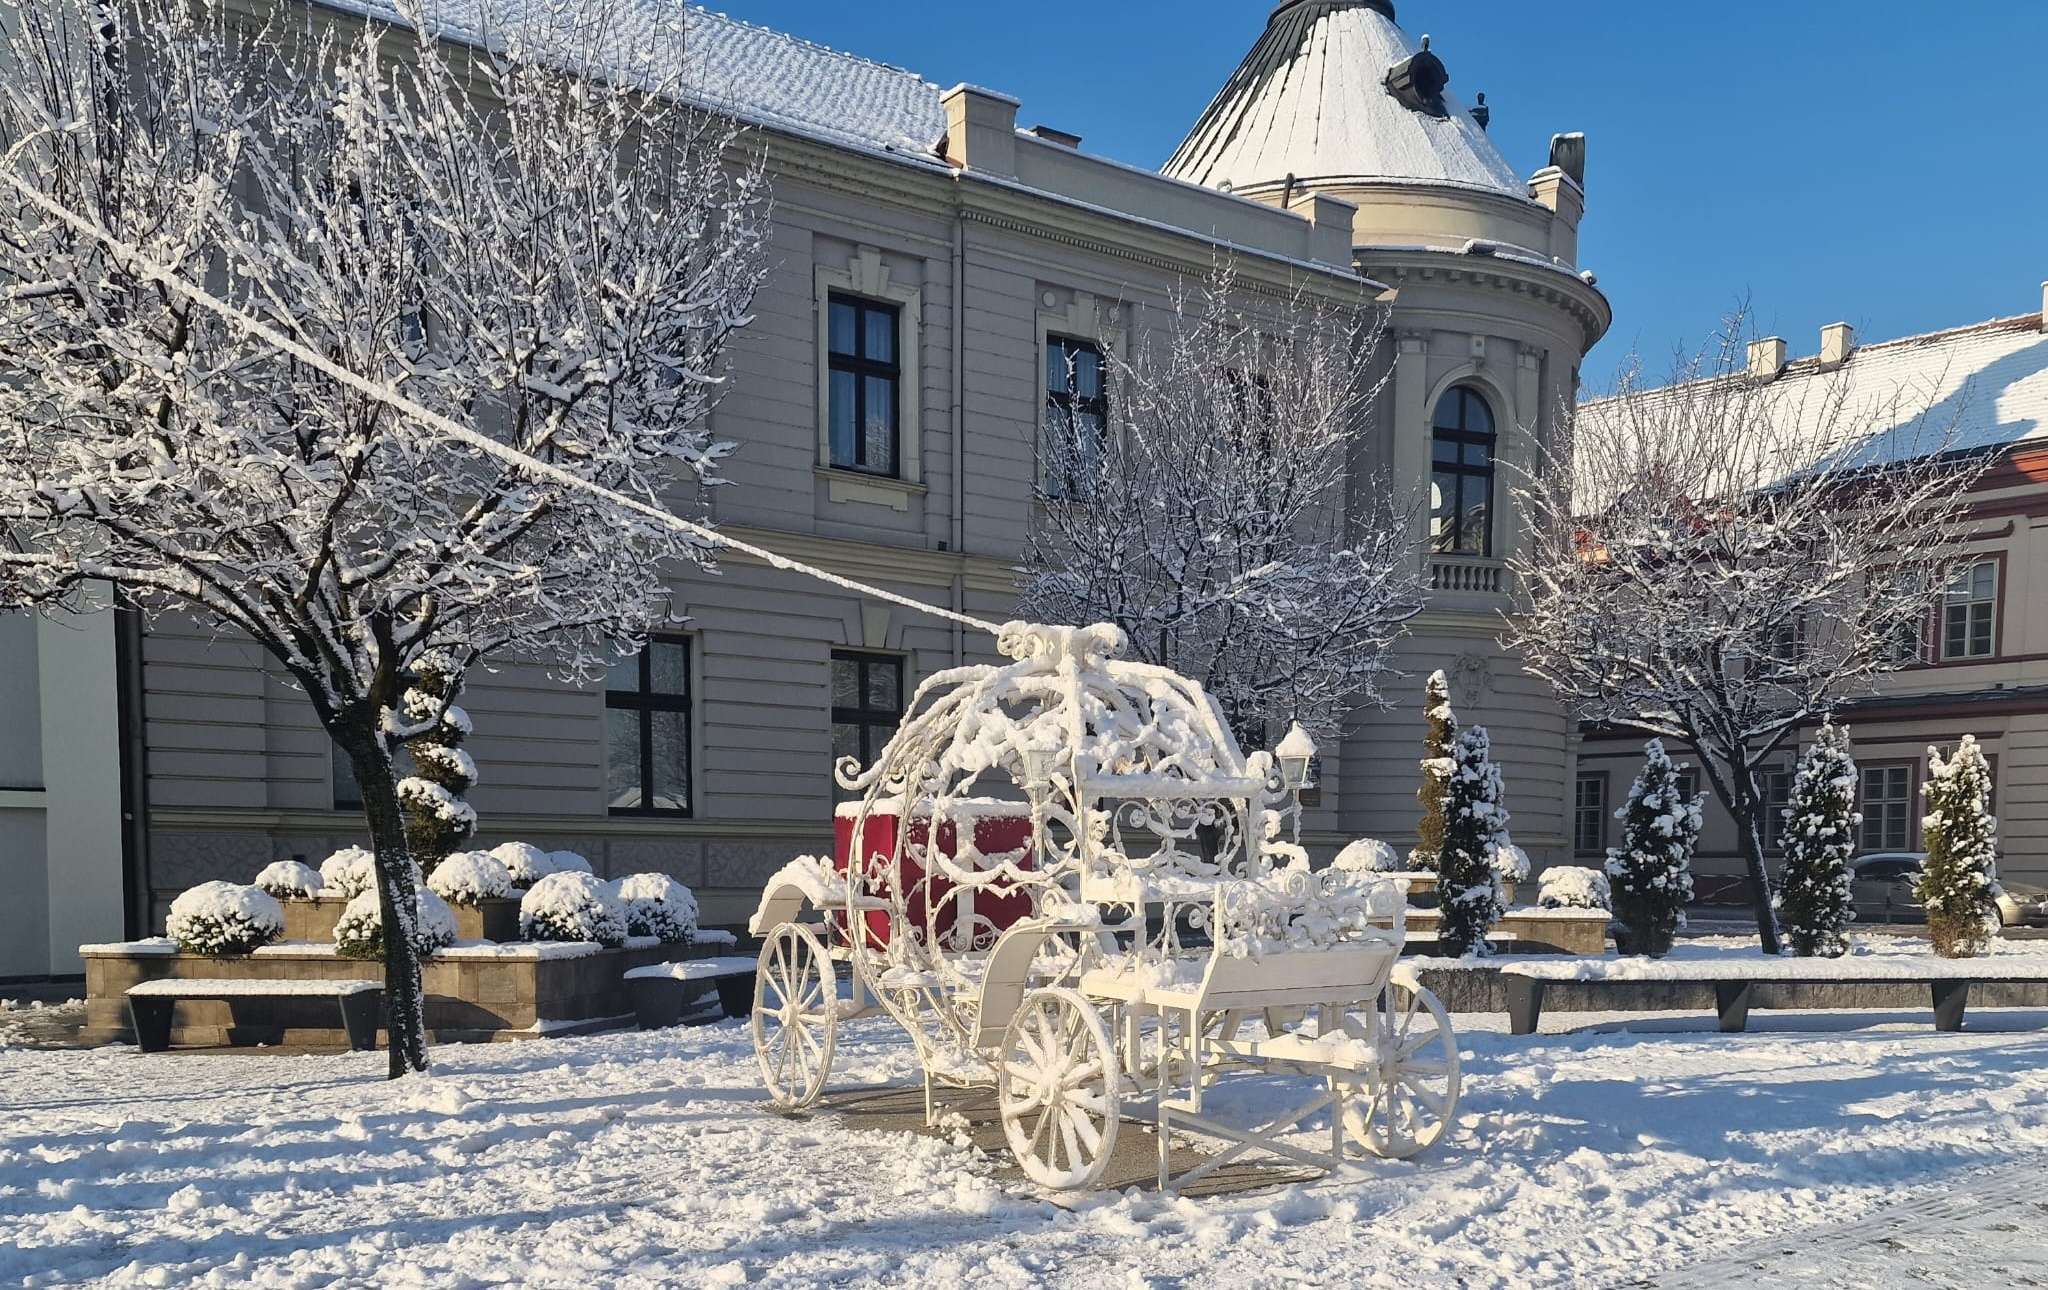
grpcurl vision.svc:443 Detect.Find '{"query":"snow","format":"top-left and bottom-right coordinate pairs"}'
top-left (5, 1005), bottom-right (2048, 1286)
top-left (622, 956), bottom-right (757, 982)
top-left (334, 887), bottom-right (459, 959)
top-left (521, 871), bottom-right (629, 947)
top-left (126, 978), bottom-right (382, 997)
top-left (489, 841), bottom-right (556, 888)
top-left (427, 850), bottom-right (516, 906)
top-left (252, 860), bottom-right (323, 900)
top-left (164, 882), bottom-right (284, 956)
top-left (1331, 837), bottom-right (1399, 874)
top-left (1500, 938), bottom-right (2048, 982)
top-left (1536, 865), bottom-right (1612, 911)
top-left (613, 873), bottom-right (699, 943)
top-left (317, 846), bottom-right (379, 900)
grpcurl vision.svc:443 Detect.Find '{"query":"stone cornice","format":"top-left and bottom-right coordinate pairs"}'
top-left (1356, 248), bottom-right (1611, 350)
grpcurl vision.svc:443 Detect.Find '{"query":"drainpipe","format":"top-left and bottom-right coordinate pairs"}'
top-left (950, 180), bottom-right (967, 666)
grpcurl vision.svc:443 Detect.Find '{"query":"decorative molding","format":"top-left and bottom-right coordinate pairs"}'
top-left (814, 249), bottom-right (924, 485)
top-left (151, 807), bottom-right (831, 842)
top-left (0, 788), bottom-right (47, 809)
top-left (817, 466), bottom-right (925, 512)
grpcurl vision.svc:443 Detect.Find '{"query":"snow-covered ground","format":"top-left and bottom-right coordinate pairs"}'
top-left (5, 992), bottom-right (2048, 1288)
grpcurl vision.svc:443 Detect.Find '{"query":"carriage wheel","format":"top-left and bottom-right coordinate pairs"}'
top-left (752, 922), bottom-right (838, 1110)
top-left (998, 988), bottom-right (1121, 1190)
top-left (1340, 979), bottom-right (1461, 1158)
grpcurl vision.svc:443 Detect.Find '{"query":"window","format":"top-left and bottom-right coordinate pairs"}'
top-left (1762, 769), bottom-right (1793, 852)
top-left (1573, 774), bottom-right (1607, 854)
top-left (606, 639), bottom-right (692, 815)
top-left (1941, 560), bottom-right (1997, 661)
top-left (1430, 386), bottom-right (1496, 556)
top-left (333, 746), bottom-right (362, 812)
top-left (1675, 768), bottom-right (1700, 802)
top-left (1858, 764), bottom-right (1913, 852)
top-left (827, 293), bottom-right (901, 477)
top-left (1043, 336), bottom-right (1107, 499)
top-left (831, 652), bottom-right (904, 798)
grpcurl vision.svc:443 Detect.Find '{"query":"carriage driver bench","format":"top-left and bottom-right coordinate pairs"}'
top-left (125, 978), bottom-right (384, 1051)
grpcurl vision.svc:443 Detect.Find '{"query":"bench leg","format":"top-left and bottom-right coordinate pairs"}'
top-left (1932, 980), bottom-right (1970, 1032)
top-left (1506, 977), bottom-right (1545, 1036)
top-left (128, 997), bottom-right (175, 1052)
top-left (338, 991), bottom-right (384, 1051)
top-left (1714, 982), bottom-right (1753, 1033)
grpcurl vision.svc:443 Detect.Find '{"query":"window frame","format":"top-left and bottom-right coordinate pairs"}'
top-left (1761, 767), bottom-right (1794, 854)
top-left (1042, 333), bottom-right (1109, 500)
top-left (1573, 772), bottom-right (1608, 855)
top-left (1429, 384), bottom-right (1498, 557)
top-left (1857, 761), bottom-right (1916, 852)
top-left (1939, 557), bottom-right (1999, 662)
top-left (826, 292), bottom-right (903, 478)
top-left (605, 636), bottom-right (695, 818)
top-left (831, 651), bottom-right (906, 796)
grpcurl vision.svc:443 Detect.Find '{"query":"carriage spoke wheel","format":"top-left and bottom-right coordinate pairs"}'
top-left (751, 922), bottom-right (838, 1111)
top-left (998, 987), bottom-right (1120, 1190)
top-left (1341, 979), bottom-right (1460, 1158)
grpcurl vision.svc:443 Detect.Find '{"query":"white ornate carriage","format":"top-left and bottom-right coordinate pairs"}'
top-left (747, 622), bottom-right (1460, 1190)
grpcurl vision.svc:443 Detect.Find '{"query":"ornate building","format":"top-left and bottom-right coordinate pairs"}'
top-left (0, 0), bottom-right (1608, 974)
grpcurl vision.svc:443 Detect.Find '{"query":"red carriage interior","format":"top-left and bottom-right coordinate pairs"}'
top-left (832, 809), bottom-right (1037, 950)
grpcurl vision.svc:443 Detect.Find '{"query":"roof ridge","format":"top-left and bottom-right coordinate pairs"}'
top-left (689, 5), bottom-right (942, 90)
top-left (1835, 312), bottom-right (2044, 358)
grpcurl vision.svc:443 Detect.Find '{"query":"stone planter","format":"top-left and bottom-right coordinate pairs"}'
top-left (1388, 871), bottom-right (1517, 909)
top-left (1397, 905), bottom-right (1609, 955)
top-left (284, 895), bottom-right (522, 944)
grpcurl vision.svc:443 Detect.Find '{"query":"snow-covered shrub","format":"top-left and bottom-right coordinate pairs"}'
top-left (319, 845), bottom-right (378, 899)
top-left (614, 873), bottom-right (698, 942)
top-left (253, 860), bottom-right (322, 901)
top-left (520, 871), bottom-right (627, 947)
top-left (1435, 726), bottom-right (1509, 957)
top-left (489, 841), bottom-right (555, 889)
top-left (547, 849), bottom-right (593, 876)
top-left (1606, 740), bottom-right (1702, 957)
top-left (1332, 837), bottom-right (1399, 874)
top-left (334, 888), bottom-right (459, 961)
top-left (1537, 866), bottom-right (1611, 912)
top-left (427, 851), bottom-right (515, 907)
top-left (1918, 735), bottom-right (2000, 959)
top-left (167, 882), bottom-right (284, 956)
top-left (1410, 670), bottom-right (1458, 870)
top-left (1491, 841), bottom-right (1531, 887)
top-left (1774, 721), bottom-right (1860, 958)
top-left (399, 657), bottom-right (479, 874)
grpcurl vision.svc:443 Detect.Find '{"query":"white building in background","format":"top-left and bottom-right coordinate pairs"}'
top-left (1574, 288), bottom-right (2048, 897)
top-left (0, 0), bottom-right (1608, 979)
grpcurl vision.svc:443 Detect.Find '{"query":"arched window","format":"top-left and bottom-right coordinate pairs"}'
top-left (1430, 386), bottom-right (1496, 555)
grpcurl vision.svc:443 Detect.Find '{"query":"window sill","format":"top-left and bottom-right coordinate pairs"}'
top-left (817, 466), bottom-right (927, 512)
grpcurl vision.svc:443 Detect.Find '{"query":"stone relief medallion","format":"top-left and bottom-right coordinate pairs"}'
top-left (1448, 652), bottom-right (1494, 708)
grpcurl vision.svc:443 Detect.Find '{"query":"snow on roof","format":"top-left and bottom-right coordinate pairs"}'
top-left (1162, 1), bottom-right (1525, 200)
top-left (315, 0), bottom-right (949, 160)
top-left (1585, 313), bottom-right (2048, 476)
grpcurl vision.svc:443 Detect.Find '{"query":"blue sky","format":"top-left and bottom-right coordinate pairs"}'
top-left (715, 1), bottom-right (2046, 387)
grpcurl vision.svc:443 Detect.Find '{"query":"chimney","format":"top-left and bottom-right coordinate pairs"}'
top-left (1748, 337), bottom-right (1788, 382)
top-left (2040, 280), bottom-right (2047, 333)
top-left (1819, 322), bottom-right (1856, 369)
top-left (940, 84), bottom-right (1020, 178)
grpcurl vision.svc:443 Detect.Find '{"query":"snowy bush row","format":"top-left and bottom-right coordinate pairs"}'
top-left (167, 882), bottom-right (285, 956)
top-left (335, 888), bottom-right (459, 961)
top-left (517, 872), bottom-right (699, 946)
top-left (301, 842), bottom-right (592, 902)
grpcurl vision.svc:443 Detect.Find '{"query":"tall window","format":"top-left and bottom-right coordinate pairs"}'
top-left (1761, 769), bottom-right (1793, 852)
top-left (1573, 774), bottom-right (1607, 854)
top-left (827, 294), bottom-right (900, 476)
top-left (333, 746), bottom-right (362, 812)
top-left (1941, 560), bottom-right (1998, 661)
top-left (606, 639), bottom-right (692, 815)
top-left (1043, 336), bottom-right (1107, 499)
top-left (832, 652), bottom-right (903, 796)
top-left (1430, 386), bottom-right (1496, 555)
top-left (1858, 764), bottom-right (1912, 852)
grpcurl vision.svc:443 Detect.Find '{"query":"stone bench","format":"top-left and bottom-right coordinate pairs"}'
top-left (623, 956), bottom-right (757, 1029)
top-left (126, 978), bottom-right (383, 1052)
top-left (1499, 957), bottom-right (2048, 1035)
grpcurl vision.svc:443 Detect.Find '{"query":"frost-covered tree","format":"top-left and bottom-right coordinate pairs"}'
top-left (1917, 736), bottom-right (2000, 959)
top-left (1605, 740), bottom-right (1702, 957)
top-left (1411, 670), bottom-right (1458, 870)
top-left (1020, 262), bottom-right (1426, 749)
top-left (1435, 726), bottom-right (1508, 958)
top-left (400, 658), bottom-right (478, 875)
top-left (1507, 316), bottom-right (1986, 953)
top-left (0, 0), bottom-right (768, 1075)
top-left (1773, 721), bottom-right (1860, 957)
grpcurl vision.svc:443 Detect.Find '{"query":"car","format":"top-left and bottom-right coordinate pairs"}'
top-left (1846, 851), bottom-right (2048, 928)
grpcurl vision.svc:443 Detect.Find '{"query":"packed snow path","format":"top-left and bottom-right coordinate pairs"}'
top-left (4, 1010), bottom-right (2048, 1287)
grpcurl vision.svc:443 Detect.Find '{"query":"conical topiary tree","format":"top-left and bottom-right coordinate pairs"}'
top-left (1606, 739), bottom-right (1702, 957)
top-left (1774, 721), bottom-right (1860, 958)
top-left (397, 657), bottom-right (479, 876)
top-left (1436, 725), bottom-right (1508, 958)
top-left (1411, 670), bottom-right (1458, 870)
top-left (1917, 735), bottom-right (2000, 959)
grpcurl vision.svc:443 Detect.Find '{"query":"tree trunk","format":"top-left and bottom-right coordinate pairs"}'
top-left (334, 714), bottom-right (431, 1077)
top-left (1728, 769), bottom-right (1784, 956)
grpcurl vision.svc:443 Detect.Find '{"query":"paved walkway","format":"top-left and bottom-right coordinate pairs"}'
top-left (1649, 1159), bottom-right (2048, 1288)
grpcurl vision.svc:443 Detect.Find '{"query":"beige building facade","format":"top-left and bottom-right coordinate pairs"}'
top-left (1574, 294), bottom-right (2048, 898)
top-left (1, 0), bottom-right (1609, 974)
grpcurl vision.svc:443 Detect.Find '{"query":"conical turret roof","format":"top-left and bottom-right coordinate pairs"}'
top-left (1164, 1), bottom-right (1524, 200)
